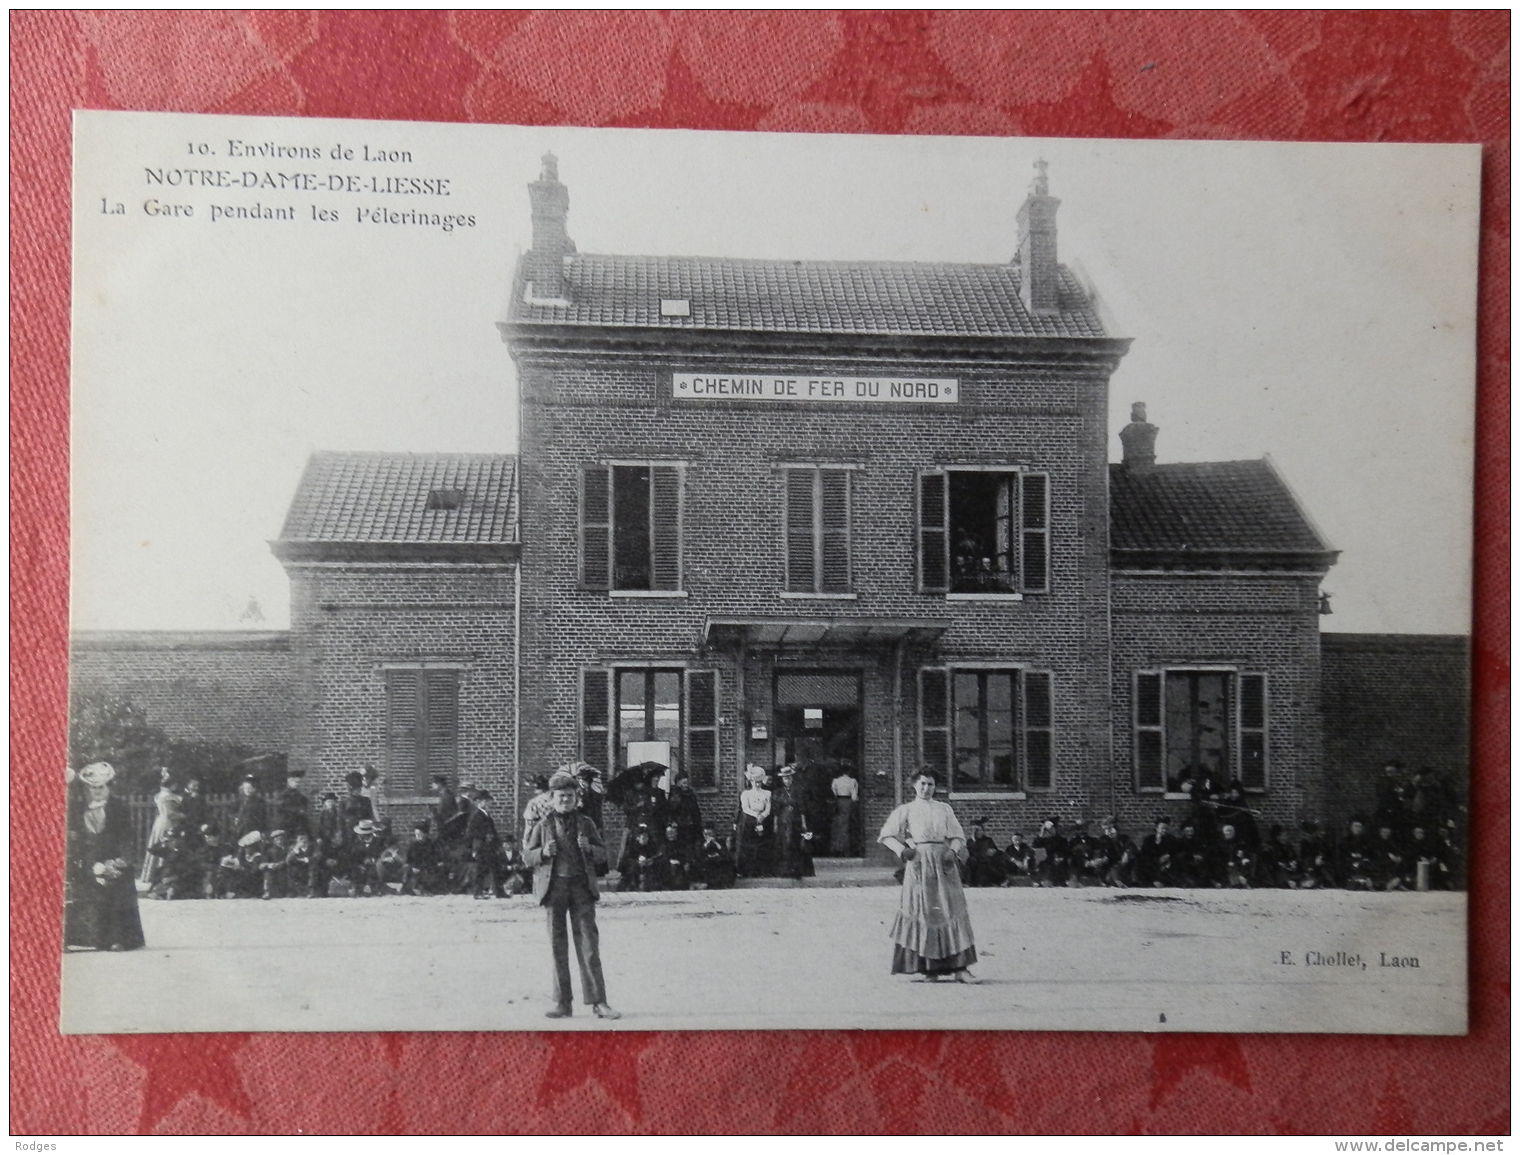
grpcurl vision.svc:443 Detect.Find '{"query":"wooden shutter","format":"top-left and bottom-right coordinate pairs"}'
top-left (918, 472), bottom-right (949, 593)
top-left (919, 667), bottom-right (951, 779)
top-left (1020, 472), bottom-right (1050, 593)
top-left (820, 469), bottom-right (851, 593)
top-left (650, 465), bottom-right (682, 591)
top-left (1021, 670), bottom-right (1054, 790)
top-left (385, 669), bottom-right (421, 786)
top-left (785, 468), bottom-right (816, 593)
top-left (422, 670), bottom-right (460, 794)
top-left (1134, 671), bottom-right (1165, 791)
top-left (1238, 673), bottom-right (1268, 790)
top-left (581, 668), bottom-right (611, 771)
top-left (581, 465), bottom-right (612, 590)
top-left (685, 669), bottom-right (719, 790)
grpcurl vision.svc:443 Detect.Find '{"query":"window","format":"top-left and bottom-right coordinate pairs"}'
top-left (919, 667), bottom-right (1053, 793)
top-left (384, 667), bottom-right (460, 795)
top-left (784, 467), bottom-right (851, 593)
top-left (1134, 669), bottom-right (1269, 792)
top-left (581, 667), bottom-right (719, 789)
top-left (919, 469), bottom-right (1049, 594)
top-left (580, 464), bottom-right (682, 591)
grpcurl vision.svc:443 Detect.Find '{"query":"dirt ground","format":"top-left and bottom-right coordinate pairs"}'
top-left (60, 884), bottom-right (1466, 1035)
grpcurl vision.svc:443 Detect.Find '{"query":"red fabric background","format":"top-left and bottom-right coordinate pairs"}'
top-left (10, 11), bottom-right (1509, 1136)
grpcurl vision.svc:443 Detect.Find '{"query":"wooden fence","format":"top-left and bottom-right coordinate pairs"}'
top-left (122, 792), bottom-right (241, 863)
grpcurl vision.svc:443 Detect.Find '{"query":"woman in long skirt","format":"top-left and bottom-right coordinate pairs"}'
top-left (829, 766), bottom-right (858, 856)
top-left (140, 767), bottom-right (182, 885)
top-left (67, 762), bottom-right (146, 952)
top-left (878, 770), bottom-right (977, 982)
top-left (733, 764), bottom-right (773, 878)
top-left (772, 765), bottom-right (814, 879)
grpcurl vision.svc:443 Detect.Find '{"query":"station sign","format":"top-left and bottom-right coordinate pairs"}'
top-left (673, 372), bottom-right (959, 404)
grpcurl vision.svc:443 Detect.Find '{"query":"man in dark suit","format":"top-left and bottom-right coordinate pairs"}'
top-left (339, 771), bottom-right (375, 834)
top-left (1136, 817), bottom-right (1175, 887)
top-left (465, 790), bottom-right (506, 899)
top-left (232, 775), bottom-right (267, 842)
top-left (524, 771), bottom-right (620, 1021)
top-left (273, 770), bottom-right (311, 839)
top-left (311, 792), bottom-right (346, 897)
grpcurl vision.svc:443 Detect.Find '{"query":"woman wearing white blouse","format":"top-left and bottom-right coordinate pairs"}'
top-left (733, 764), bottom-right (774, 878)
top-left (878, 770), bottom-right (978, 982)
top-left (829, 768), bottom-right (859, 856)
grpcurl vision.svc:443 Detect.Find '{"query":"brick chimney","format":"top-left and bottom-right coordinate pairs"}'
top-left (1119, 402), bottom-right (1159, 474)
top-left (526, 152), bottom-right (574, 302)
top-left (1016, 159), bottom-right (1061, 315)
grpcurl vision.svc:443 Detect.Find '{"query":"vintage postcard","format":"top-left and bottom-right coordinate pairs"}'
top-left (63, 110), bottom-right (1476, 1034)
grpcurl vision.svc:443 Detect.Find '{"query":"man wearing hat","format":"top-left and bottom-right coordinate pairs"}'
top-left (232, 774), bottom-right (268, 843)
top-left (310, 792), bottom-right (346, 897)
top-left (273, 769), bottom-right (311, 840)
top-left (1032, 816), bottom-right (1070, 887)
top-left (349, 818), bottom-right (389, 897)
top-left (964, 819), bottom-right (1004, 887)
top-left (340, 770), bottom-right (376, 836)
top-left (465, 790), bottom-right (507, 899)
top-left (523, 770), bottom-right (620, 1020)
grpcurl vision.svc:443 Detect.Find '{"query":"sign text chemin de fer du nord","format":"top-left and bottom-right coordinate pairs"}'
top-left (672, 372), bottom-right (959, 404)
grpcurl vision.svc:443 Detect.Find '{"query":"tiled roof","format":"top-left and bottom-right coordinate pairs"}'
top-left (509, 253), bottom-right (1109, 339)
top-left (1109, 459), bottom-right (1334, 560)
top-left (278, 452), bottom-right (517, 545)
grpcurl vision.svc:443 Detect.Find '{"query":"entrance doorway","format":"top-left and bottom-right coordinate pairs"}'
top-left (773, 670), bottom-right (863, 858)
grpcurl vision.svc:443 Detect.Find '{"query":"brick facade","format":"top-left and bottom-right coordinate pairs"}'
top-left (1320, 633), bottom-right (1470, 826)
top-left (1109, 572), bottom-right (1327, 835)
top-left (512, 345), bottom-right (1125, 858)
top-left (285, 563), bottom-right (517, 834)
top-left (69, 630), bottom-right (293, 750)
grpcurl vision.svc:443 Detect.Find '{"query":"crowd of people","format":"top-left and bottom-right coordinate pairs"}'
top-left (128, 760), bottom-right (752, 901)
top-left (81, 754), bottom-right (1465, 919)
top-left (133, 766), bottom-right (545, 901)
top-left (960, 766), bottom-right (1466, 892)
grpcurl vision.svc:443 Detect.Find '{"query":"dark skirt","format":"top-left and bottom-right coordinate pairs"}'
top-left (65, 874), bottom-right (145, 952)
top-left (888, 848), bottom-right (976, 974)
top-left (830, 798), bottom-right (855, 855)
top-left (735, 813), bottom-right (772, 877)
top-left (891, 944), bottom-right (978, 975)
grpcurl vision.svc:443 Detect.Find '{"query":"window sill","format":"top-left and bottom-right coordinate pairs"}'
top-left (949, 792), bottom-right (1027, 801)
top-left (945, 592), bottom-right (1025, 602)
top-left (778, 591), bottom-right (858, 600)
top-left (607, 590), bottom-right (689, 598)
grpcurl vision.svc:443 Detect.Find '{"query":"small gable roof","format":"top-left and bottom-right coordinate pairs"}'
top-left (275, 452), bottom-right (517, 560)
top-left (1109, 458), bottom-right (1336, 569)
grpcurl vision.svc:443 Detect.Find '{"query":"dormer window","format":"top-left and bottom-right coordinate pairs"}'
top-left (426, 488), bottom-right (465, 511)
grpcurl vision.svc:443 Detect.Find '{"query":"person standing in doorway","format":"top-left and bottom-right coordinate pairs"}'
top-left (829, 763), bottom-right (859, 856)
top-left (772, 764), bottom-right (814, 879)
top-left (877, 770), bottom-right (978, 983)
top-left (523, 771), bottom-right (620, 1021)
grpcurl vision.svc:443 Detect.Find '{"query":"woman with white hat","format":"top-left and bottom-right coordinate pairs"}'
top-left (733, 764), bottom-right (773, 878)
top-left (65, 762), bottom-right (145, 951)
